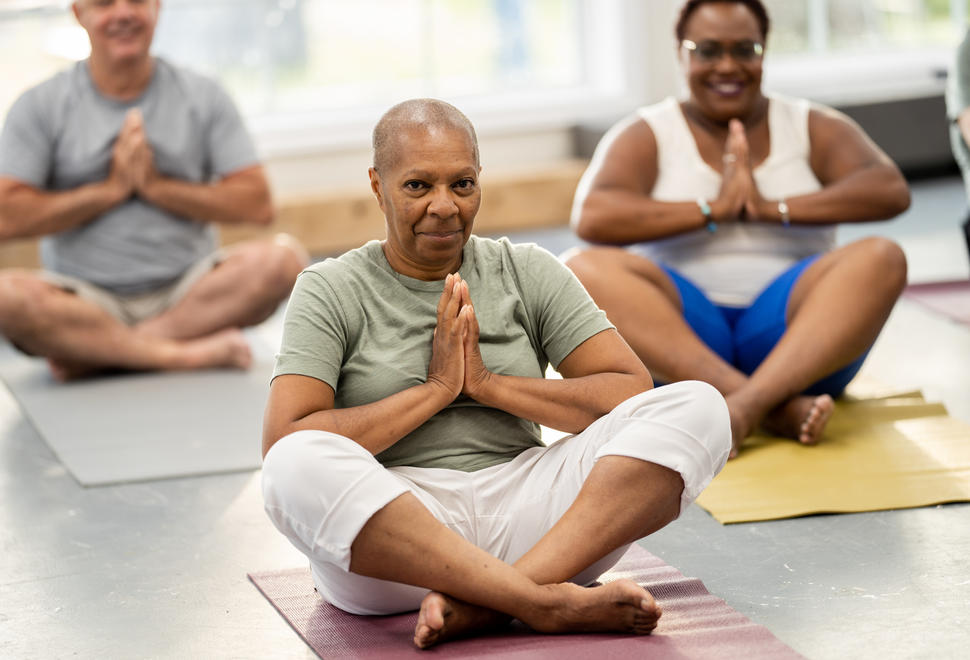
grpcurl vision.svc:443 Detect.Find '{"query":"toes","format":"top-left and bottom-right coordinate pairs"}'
top-left (799, 395), bottom-right (834, 445)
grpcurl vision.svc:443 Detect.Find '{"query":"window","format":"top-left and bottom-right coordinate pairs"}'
top-left (0, 0), bottom-right (633, 156)
top-left (762, 0), bottom-right (968, 104)
top-left (765, 0), bottom-right (966, 55)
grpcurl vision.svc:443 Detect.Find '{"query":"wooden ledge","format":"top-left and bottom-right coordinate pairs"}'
top-left (0, 159), bottom-right (588, 268)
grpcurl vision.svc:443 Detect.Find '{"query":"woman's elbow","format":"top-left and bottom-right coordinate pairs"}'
top-left (572, 198), bottom-right (610, 243)
top-left (889, 178), bottom-right (911, 216)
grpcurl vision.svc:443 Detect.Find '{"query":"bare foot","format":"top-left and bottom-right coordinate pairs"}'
top-left (47, 329), bottom-right (251, 379)
top-left (763, 394), bottom-right (834, 445)
top-left (47, 358), bottom-right (101, 382)
top-left (179, 328), bottom-right (252, 371)
top-left (526, 580), bottom-right (661, 636)
top-left (413, 592), bottom-right (511, 649)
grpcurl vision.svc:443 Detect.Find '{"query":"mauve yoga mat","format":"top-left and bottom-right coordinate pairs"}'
top-left (249, 544), bottom-right (803, 659)
top-left (903, 280), bottom-right (970, 326)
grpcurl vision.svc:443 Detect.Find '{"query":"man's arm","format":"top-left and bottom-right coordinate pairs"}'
top-left (126, 106), bottom-right (273, 227)
top-left (0, 176), bottom-right (129, 241)
top-left (137, 164), bottom-right (274, 227)
top-left (0, 105), bottom-right (137, 240)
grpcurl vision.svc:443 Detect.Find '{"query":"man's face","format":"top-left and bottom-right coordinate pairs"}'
top-left (73, 0), bottom-right (160, 65)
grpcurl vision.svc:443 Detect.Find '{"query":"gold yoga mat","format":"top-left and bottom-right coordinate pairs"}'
top-left (695, 383), bottom-right (970, 524)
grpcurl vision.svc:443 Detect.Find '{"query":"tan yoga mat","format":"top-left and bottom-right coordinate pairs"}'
top-left (695, 385), bottom-right (970, 524)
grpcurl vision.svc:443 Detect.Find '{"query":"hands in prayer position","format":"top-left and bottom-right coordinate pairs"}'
top-left (711, 119), bottom-right (770, 223)
top-left (428, 272), bottom-right (490, 400)
top-left (108, 108), bottom-right (160, 204)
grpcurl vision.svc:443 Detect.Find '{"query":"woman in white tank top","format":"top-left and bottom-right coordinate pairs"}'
top-left (566, 0), bottom-right (910, 458)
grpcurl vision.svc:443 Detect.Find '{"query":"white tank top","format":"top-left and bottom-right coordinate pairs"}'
top-left (633, 94), bottom-right (834, 307)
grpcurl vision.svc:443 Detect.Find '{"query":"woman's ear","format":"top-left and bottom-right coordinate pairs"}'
top-left (368, 167), bottom-right (385, 211)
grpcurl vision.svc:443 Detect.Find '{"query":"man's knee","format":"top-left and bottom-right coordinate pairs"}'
top-left (239, 234), bottom-right (308, 300)
top-left (0, 270), bottom-right (60, 335)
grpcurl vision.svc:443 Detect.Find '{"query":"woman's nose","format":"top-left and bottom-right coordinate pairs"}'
top-left (427, 188), bottom-right (459, 216)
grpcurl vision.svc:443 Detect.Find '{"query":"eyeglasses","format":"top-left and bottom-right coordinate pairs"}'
top-left (681, 39), bottom-right (764, 63)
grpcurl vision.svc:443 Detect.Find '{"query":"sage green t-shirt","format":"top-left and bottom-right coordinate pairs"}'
top-left (273, 236), bottom-right (613, 472)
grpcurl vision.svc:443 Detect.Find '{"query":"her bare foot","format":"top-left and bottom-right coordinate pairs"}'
top-left (413, 592), bottom-right (511, 649)
top-left (526, 580), bottom-right (661, 636)
top-left (763, 394), bottom-right (834, 445)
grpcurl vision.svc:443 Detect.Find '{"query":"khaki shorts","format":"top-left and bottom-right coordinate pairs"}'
top-left (41, 250), bottom-right (225, 326)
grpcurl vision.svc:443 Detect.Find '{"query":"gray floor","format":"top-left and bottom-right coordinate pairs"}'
top-left (2, 177), bottom-right (969, 659)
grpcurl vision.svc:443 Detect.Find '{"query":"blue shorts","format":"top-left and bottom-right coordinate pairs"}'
top-left (661, 256), bottom-right (867, 397)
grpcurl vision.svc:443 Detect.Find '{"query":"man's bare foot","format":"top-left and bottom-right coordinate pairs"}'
top-left (47, 358), bottom-right (101, 382)
top-left (46, 329), bottom-right (251, 380)
top-left (527, 580), bottom-right (661, 636)
top-left (413, 592), bottom-right (511, 649)
top-left (763, 394), bottom-right (834, 445)
top-left (180, 328), bottom-right (252, 371)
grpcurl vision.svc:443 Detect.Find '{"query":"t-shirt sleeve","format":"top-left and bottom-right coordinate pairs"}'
top-left (273, 268), bottom-right (349, 390)
top-left (0, 87), bottom-right (53, 186)
top-left (202, 79), bottom-right (259, 177)
top-left (518, 244), bottom-right (614, 369)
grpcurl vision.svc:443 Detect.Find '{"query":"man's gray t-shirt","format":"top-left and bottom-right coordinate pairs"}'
top-left (274, 236), bottom-right (614, 472)
top-left (0, 58), bottom-right (258, 294)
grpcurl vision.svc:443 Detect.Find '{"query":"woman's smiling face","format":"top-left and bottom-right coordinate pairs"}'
top-left (679, 2), bottom-right (766, 123)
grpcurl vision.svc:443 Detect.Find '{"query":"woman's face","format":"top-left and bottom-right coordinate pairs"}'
top-left (679, 2), bottom-right (765, 122)
top-left (370, 125), bottom-right (481, 280)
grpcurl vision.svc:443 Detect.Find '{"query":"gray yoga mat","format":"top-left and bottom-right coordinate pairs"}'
top-left (0, 334), bottom-right (273, 486)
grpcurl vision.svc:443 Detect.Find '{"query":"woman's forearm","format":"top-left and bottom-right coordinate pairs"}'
top-left (278, 381), bottom-right (456, 456)
top-left (759, 164), bottom-right (910, 225)
top-left (573, 189), bottom-right (709, 244)
top-left (469, 371), bottom-right (653, 435)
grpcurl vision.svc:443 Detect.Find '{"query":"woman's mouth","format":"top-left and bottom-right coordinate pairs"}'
top-left (708, 81), bottom-right (745, 97)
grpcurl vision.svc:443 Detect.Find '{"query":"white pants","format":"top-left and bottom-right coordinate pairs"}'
top-left (261, 380), bottom-right (730, 615)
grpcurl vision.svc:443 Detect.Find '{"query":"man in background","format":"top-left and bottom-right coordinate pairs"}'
top-left (0, 0), bottom-right (307, 379)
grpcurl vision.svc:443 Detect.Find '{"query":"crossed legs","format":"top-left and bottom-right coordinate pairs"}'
top-left (262, 382), bottom-right (730, 648)
top-left (0, 233), bottom-right (308, 378)
top-left (565, 237), bottom-right (907, 455)
top-left (354, 454), bottom-right (679, 648)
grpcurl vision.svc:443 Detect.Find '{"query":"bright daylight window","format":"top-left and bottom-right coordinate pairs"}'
top-left (765, 0), bottom-right (966, 54)
top-left (1, 0), bottom-right (612, 154)
top-left (762, 0), bottom-right (968, 103)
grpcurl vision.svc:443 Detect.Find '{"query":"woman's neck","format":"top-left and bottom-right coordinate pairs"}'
top-left (380, 241), bottom-right (463, 282)
top-left (682, 95), bottom-right (769, 135)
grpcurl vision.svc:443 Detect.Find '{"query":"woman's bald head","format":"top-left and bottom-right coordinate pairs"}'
top-left (372, 99), bottom-right (479, 173)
